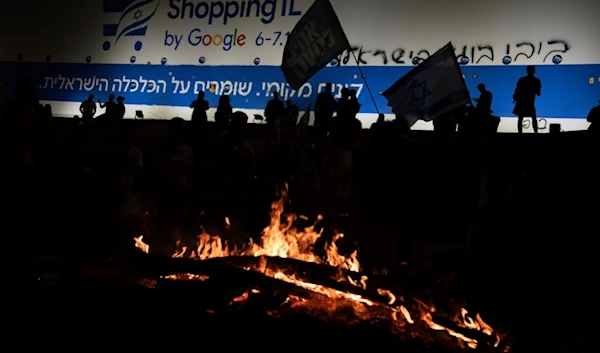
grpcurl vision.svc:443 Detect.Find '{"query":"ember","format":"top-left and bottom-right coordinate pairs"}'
top-left (133, 186), bottom-right (510, 352)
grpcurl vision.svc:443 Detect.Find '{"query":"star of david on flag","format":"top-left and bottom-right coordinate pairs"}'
top-left (114, 0), bottom-right (160, 44)
top-left (409, 80), bottom-right (432, 106)
top-left (382, 42), bottom-right (471, 127)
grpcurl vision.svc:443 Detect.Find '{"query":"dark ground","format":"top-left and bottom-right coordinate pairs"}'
top-left (0, 121), bottom-right (598, 351)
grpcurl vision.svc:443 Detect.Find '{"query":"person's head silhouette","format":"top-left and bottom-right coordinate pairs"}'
top-left (341, 87), bottom-right (349, 98)
top-left (197, 91), bottom-right (205, 99)
top-left (219, 94), bottom-right (230, 105)
top-left (377, 113), bottom-right (385, 123)
top-left (526, 65), bottom-right (535, 76)
top-left (325, 82), bottom-right (332, 93)
top-left (117, 96), bottom-right (125, 103)
top-left (168, 117), bottom-right (187, 143)
top-left (88, 94), bottom-right (94, 101)
top-left (231, 111), bottom-right (248, 126)
top-left (230, 111), bottom-right (249, 139)
top-left (108, 94), bottom-right (115, 101)
top-left (477, 83), bottom-right (486, 93)
top-left (273, 91), bottom-right (279, 100)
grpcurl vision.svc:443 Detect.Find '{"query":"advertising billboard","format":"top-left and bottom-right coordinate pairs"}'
top-left (1, 0), bottom-right (598, 131)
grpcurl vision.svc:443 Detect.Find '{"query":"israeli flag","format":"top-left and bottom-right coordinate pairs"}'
top-left (115, 0), bottom-right (160, 44)
top-left (382, 42), bottom-right (470, 127)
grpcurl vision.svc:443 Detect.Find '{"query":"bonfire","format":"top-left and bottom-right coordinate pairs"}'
top-left (133, 185), bottom-right (509, 352)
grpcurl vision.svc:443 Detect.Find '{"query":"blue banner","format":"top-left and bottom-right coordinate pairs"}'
top-left (0, 61), bottom-right (598, 119)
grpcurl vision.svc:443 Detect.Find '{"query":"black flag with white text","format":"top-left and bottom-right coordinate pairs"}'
top-left (281, 0), bottom-right (350, 90)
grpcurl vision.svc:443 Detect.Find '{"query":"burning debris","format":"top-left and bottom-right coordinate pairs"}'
top-left (133, 186), bottom-right (510, 352)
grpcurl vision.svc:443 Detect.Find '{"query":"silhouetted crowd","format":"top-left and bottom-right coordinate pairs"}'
top-left (0, 67), bottom-right (598, 267)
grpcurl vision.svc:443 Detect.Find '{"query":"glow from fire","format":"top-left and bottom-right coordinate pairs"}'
top-left (273, 271), bottom-right (374, 306)
top-left (133, 186), bottom-right (505, 350)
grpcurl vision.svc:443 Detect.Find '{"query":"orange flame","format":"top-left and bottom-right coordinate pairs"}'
top-left (133, 185), bottom-right (506, 350)
top-left (134, 236), bottom-right (149, 254)
top-left (138, 185), bottom-right (360, 272)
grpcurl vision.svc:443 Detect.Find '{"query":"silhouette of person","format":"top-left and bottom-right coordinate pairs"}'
top-left (474, 83), bottom-right (493, 133)
top-left (433, 108), bottom-right (459, 139)
top-left (315, 82), bottom-right (336, 137)
top-left (474, 84), bottom-right (492, 117)
top-left (115, 96), bottom-right (126, 120)
top-left (587, 99), bottom-right (600, 140)
top-left (215, 94), bottom-right (232, 131)
top-left (190, 91), bottom-right (209, 148)
top-left (513, 66), bottom-right (541, 133)
top-left (347, 89), bottom-right (361, 119)
top-left (190, 91), bottom-right (209, 124)
top-left (99, 94), bottom-right (116, 117)
top-left (298, 102), bottom-right (311, 139)
top-left (79, 94), bottom-right (97, 125)
top-left (371, 114), bottom-right (386, 143)
top-left (336, 87), bottom-right (350, 118)
top-left (265, 91), bottom-right (285, 145)
top-left (283, 99), bottom-right (299, 127)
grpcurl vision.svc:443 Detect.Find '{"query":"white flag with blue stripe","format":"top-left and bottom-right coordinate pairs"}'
top-left (382, 42), bottom-right (470, 127)
top-left (115, 0), bottom-right (160, 44)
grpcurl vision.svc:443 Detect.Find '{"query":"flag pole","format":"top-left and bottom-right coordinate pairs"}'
top-left (350, 51), bottom-right (380, 115)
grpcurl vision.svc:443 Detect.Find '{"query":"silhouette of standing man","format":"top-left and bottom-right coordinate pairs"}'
top-left (98, 94), bottom-right (116, 117)
top-left (513, 66), bottom-right (541, 133)
top-left (190, 91), bottom-right (209, 124)
top-left (115, 96), bottom-right (126, 120)
top-left (315, 82), bottom-right (336, 138)
top-left (474, 83), bottom-right (493, 133)
top-left (265, 91), bottom-right (285, 145)
top-left (79, 94), bottom-right (97, 126)
top-left (190, 91), bottom-right (209, 149)
top-left (474, 84), bottom-right (493, 117)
